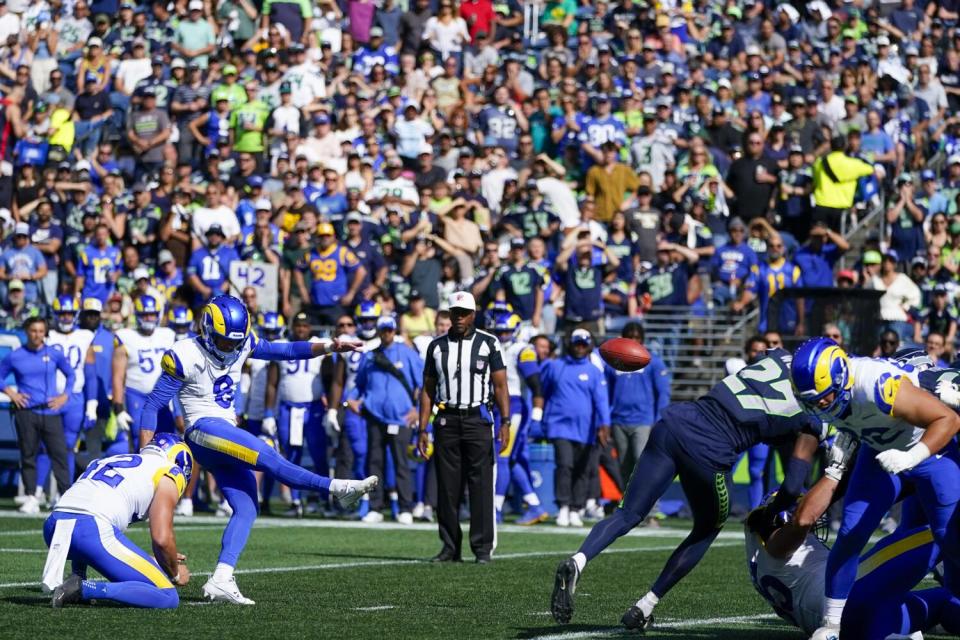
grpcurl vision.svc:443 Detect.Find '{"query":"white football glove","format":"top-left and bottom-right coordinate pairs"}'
top-left (876, 443), bottom-right (931, 475)
top-left (261, 416), bottom-right (277, 437)
top-left (810, 625), bottom-right (840, 640)
top-left (85, 399), bottom-right (98, 422)
top-left (115, 410), bottom-right (133, 433)
top-left (324, 408), bottom-right (341, 437)
top-left (936, 378), bottom-right (960, 408)
top-left (824, 431), bottom-right (858, 482)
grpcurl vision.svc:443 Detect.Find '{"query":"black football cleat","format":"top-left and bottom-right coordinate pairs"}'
top-left (52, 575), bottom-right (83, 609)
top-left (621, 605), bottom-right (654, 633)
top-left (551, 558), bottom-right (580, 624)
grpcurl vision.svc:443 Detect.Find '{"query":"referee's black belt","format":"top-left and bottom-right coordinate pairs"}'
top-left (437, 405), bottom-right (484, 418)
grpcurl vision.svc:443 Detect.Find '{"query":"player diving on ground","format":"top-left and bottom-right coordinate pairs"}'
top-left (551, 348), bottom-right (826, 630)
top-left (139, 295), bottom-right (378, 605)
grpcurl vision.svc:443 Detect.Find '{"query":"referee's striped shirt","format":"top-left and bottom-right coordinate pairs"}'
top-left (424, 329), bottom-right (505, 409)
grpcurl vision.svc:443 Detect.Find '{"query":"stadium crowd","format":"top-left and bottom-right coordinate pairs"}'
top-left (4, 0), bottom-right (960, 523)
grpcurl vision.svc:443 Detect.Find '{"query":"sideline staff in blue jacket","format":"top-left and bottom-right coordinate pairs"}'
top-left (0, 316), bottom-right (76, 513)
top-left (542, 328), bottom-right (611, 527)
top-left (604, 322), bottom-right (671, 479)
top-left (355, 315), bottom-right (424, 522)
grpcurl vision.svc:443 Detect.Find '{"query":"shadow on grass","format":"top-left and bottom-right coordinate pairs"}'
top-left (2, 595), bottom-right (50, 607)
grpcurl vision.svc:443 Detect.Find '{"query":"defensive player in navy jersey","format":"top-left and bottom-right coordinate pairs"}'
top-left (551, 348), bottom-right (825, 630)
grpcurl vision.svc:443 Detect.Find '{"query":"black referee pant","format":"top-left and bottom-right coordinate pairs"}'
top-left (434, 408), bottom-right (495, 560)
top-left (15, 410), bottom-right (71, 495)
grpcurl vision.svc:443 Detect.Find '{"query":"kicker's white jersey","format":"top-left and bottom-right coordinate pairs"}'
top-left (47, 329), bottom-right (94, 394)
top-left (243, 358), bottom-right (269, 420)
top-left (277, 337), bottom-right (324, 404)
top-left (115, 327), bottom-right (177, 394)
top-left (501, 339), bottom-right (535, 397)
top-left (56, 452), bottom-right (186, 531)
top-left (160, 336), bottom-right (256, 428)
top-left (837, 358), bottom-right (925, 452)
top-left (745, 527), bottom-right (826, 635)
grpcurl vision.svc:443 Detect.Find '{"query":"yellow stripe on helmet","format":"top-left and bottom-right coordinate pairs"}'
top-left (206, 302), bottom-right (227, 335)
top-left (812, 345), bottom-right (850, 395)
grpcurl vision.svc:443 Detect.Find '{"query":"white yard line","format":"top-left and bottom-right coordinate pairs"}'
top-left (530, 614), bottom-right (782, 639)
top-left (353, 605), bottom-right (396, 611)
top-left (0, 541), bottom-right (740, 589)
top-left (0, 510), bottom-right (746, 540)
top-left (0, 548), bottom-right (44, 553)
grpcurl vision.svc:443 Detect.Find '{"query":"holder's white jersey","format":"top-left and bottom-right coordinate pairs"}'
top-left (56, 452), bottom-right (186, 531)
top-left (745, 528), bottom-right (826, 635)
top-left (277, 337), bottom-right (324, 403)
top-left (838, 358), bottom-right (924, 452)
top-left (115, 328), bottom-right (177, 394)
top-left (47, 329), bottom-right (94, 394)
top-left (160, 336), bottom-right (255, 428)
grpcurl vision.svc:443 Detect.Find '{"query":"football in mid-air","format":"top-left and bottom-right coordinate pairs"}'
top-left (599, 338), bottom-right (651, 372)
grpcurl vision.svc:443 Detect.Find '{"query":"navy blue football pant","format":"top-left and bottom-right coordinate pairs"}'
top-left (827, 441), bottom-right (960, 602)
top-left (277, 400), bottom-right (327, 503)
top-left (842, 522), bottom-right (960, 638)
top-left (37, 392), bottom-right (85, 488)
top-left (44, 512), bottom-right (178, 608)
top-left (186, 417), bottom-right (332, 566)
top-left (578, 410), bottom-right (730, 598)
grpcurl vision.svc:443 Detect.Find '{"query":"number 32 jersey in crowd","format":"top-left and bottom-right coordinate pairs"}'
top-left (115, 327), bottom-right (177, 394)
top-left (56, 453), bottom-right (186, 531)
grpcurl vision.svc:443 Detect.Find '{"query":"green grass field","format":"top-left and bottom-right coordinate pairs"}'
top-left (0, 507), bottom-right (947, 639)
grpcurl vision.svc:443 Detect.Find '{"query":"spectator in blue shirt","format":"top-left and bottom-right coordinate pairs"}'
top-left (186, 224), bottom-right (240, 303)
top-left (709, 216), bottom-right (758, 307)
top-left (0, 317), bottom-right (75, 513)
top-left (355, 315), bottom-right (424, 523)
top-left (541, 329), bottom-right (611, 527)
top-left (793, 222), bottom-right (850, 288)
top-left (0, 222), bottom-right (49, 305)
top-left (605, 322), bottom-right (670, 480)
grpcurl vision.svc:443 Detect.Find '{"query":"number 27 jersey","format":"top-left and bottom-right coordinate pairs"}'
top-left (700, 348), bottom-right (822, 462)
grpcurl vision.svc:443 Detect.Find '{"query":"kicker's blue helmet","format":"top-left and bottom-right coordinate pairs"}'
top-left (199, 295), bottom-right (251, 366)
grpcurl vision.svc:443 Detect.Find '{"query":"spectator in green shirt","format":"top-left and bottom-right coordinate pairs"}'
top-left (231, 81), bottom-right (270, 157)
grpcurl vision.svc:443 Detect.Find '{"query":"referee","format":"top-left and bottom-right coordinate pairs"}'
top-left (417, 291), bottom-right (510, 564)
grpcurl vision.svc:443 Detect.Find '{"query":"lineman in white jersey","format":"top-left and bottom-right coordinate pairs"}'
top-left (111, 295), bottom-right (176, 453)
top-left (45, 295), bottom-right (95, 483)
top-left (789, 338), bottom-right (960, 639)
top-left (140, 295), bottom-right (377, 605)
top-left (265, 312), bottom-right (327, 517)
top-left (745, 489), bottom-right (960, 638)
top-left (242, 311), bottom-right (285, 514)
top-left (328, 304), bottom-right (381, 517)
top-left (491, 313), bottom-right (547, 525)
top-left (42, 433), bottom-right (193, 609)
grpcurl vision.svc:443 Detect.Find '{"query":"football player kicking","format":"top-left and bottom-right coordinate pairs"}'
top-left (43, 433), bottom-right (194, 609)
top-left (139, 295), bottom-right (378, 605)
top-left (787, 338), bottom-right (960, 640)
top-left (551, 348), bottom-right (825, 630)
top-left (746, 487), bottom-right (960, 639)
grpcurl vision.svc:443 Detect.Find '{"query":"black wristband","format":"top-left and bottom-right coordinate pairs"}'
top-left (112, 402), bottom-right (125, 415)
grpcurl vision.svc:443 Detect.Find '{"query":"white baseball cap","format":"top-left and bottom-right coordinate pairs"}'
top-left (188, 0), bottom-right (203, 10)
top-left (448, 291), bottom-right (476, 311)
top-left (255, 197), bottom-right (272, 211)
top-left (132, 266), bottom-right (151, 281)
top-left (13, 222), bottom-right (29, 236)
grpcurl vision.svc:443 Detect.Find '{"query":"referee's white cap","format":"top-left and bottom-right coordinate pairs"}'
top-left (448, 291), bottom-right (476, 311)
